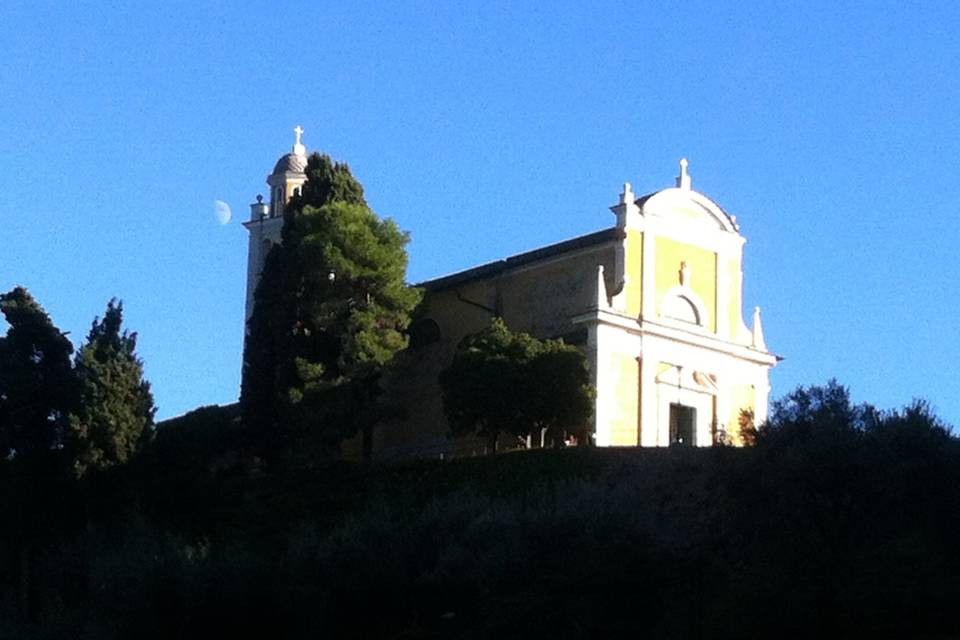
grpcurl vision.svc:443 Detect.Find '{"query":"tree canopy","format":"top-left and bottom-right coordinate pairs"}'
top-left (439, 318), bottom-right (594, 451)
top-left (0, 287), bottom-right (76, 463)
top-left (241, 153), bottom-right (422, 456)
top-left (0, 288), bottom-right (155, 476)
top-left (69, 299), bottom-right (155, 477)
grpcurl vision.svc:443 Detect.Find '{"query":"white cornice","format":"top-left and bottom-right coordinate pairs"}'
top-left (242, 216), bottom-right (284, 232)
top-left (572, 308), bottom-right (778, 366)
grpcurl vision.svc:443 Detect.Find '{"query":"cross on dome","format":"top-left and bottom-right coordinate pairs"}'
top-left (292, 125), bottom-right (306, 156)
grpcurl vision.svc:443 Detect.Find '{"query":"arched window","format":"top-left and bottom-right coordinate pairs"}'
top-left (272, 187), bottom-right (284, 217)
top-left (408, 318), bottom-right (441, 348)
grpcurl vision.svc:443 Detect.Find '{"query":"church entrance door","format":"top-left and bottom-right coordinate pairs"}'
top-left (669, 403), bottom-right (696, 446)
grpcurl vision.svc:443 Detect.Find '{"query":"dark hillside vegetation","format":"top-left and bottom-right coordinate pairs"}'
top-left (1, 384), bottom-right (959, 639)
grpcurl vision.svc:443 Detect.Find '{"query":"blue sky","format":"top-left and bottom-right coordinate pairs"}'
top-left (1, 1), bottom-right (958, 426)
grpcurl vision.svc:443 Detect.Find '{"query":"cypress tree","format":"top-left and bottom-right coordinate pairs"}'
top-left (69, 299), bottom-right (155, 476)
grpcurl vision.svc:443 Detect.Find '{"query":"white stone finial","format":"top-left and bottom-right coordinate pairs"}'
top-left (293, 125), bottom-right (306, 156)
top-left (676, 157), bottom-right (691, 190)
top-left (595, 264), bottom-right (609, 309)
top-left (250, 194), bottom-right (269, 221)
top-left (751, 306), bottom-right (767, 350)
top-left (610, 180), bottom-right (641, 229)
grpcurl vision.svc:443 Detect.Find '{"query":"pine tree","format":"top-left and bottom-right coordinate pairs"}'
top-left (241, 153), bottom-right (422, 456)
top-left (69, 299), bottom-right (155, 476)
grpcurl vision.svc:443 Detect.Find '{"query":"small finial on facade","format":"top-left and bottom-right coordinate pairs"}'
top-left (595, 264), bottom-right (609, 309)
top-left (610, 180), bottom-right (641, 229)
top-left (679, 261), bottom-right (691, 286)
top-left (752, 306), bottom-right (767, 350)
top-left (250, 194), bottom-right (269, 220)
top-left (293, 125), bottom-right (306, 156)
top-left (676, 157), bottom-right (691, 190)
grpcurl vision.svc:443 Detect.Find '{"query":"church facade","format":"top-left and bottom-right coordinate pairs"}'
top-left (244, 130), bottom-right (778, 459)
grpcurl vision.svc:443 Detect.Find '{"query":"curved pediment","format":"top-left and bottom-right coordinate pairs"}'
top-left (639, 188), bottom-right (739, 234)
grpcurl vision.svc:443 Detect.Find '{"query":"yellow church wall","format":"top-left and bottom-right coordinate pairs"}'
top-left (725, 258), bottom-right (743, 342)
top-left (423, 280), bottom-right (496, 349)
top-left (727, 383), bottom-right (756, 445)
top-left (624, 230), bottom-right (643, 317)
top-left (372, 241), bottom-right (618, 460)
top-left (606, 351), bottom-right (639, 445)
top-left (420, 241), bottom-right (614, 359)
top-left (655, 236), bottom-right (717, 332)
top-left (497, 245), bottom-right (616, 338)
top-left (370, 280), bottom-right (497, 459)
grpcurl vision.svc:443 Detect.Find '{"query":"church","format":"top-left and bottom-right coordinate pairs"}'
top-left (244, 129), bottom-right (779, 459)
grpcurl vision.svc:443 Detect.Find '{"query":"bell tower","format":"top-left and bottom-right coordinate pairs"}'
top-left (266, 125), bottom-right (309, 217)
top-left (242, 126), bottom-right (309, 330)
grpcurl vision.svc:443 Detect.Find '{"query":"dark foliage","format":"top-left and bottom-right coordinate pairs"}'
top-left (0, 288), bottom-right (82, 624)
top-left (439, 318), bottom-right (594, 450)
top-left (135, 404), bottom-right (246, 535)
top-left (2, 382), bottom-right (960, 639)
top-left (0, 287), bottom-right (77, 462)
top-left (285, 152), bottom-right (367, 214)
top-left (70, 299), bottom-right (156, 477)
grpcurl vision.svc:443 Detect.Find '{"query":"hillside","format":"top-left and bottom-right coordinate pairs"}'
top-left (3, 414), bottom-right (959, 639)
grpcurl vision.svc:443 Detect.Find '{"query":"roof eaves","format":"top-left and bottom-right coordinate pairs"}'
top-left (419, 227), bottom-right (623, 292)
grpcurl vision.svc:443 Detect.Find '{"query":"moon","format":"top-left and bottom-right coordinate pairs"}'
top-left (214, 200), bottom-right (232, 225)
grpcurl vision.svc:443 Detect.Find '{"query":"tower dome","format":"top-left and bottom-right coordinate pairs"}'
top-left (271, 152), bottom-right (308, 175)
top-left (266, 125), bottom-right (309, 217)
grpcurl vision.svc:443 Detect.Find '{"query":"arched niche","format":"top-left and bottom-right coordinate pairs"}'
top-left (660, 285), bottom-right (709, 329)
